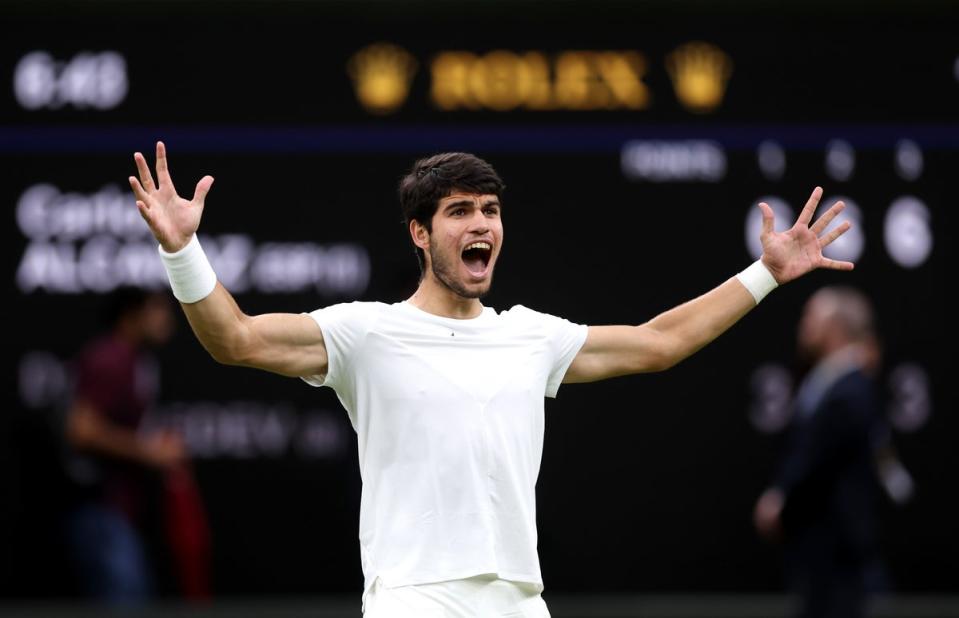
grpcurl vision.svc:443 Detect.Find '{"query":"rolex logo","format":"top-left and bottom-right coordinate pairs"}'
top-left (348, 43), bottom-right (417, 115)
top-left (666, 42), bottom-right (732, 114)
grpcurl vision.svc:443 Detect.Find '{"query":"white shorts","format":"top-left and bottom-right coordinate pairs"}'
top-left (363, 574), bottom-right (551, 618)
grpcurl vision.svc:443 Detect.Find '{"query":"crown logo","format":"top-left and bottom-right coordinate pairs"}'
top-left (665, 42), bottom-right (732, 114)
top-left (348, 43), bottom-right (417, 115)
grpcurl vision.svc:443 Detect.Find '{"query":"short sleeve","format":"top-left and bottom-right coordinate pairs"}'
top-left (505, 305), bottom-right (588, 399)
top-left (543, 315), bottom-right (589, 398)
top-left (300, 302), bottom-right (378, 391)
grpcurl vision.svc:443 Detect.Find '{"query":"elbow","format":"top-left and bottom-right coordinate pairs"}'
top-left (208, 342), bottom-right (254, 367)
top-left (624, 347), bottom-right (676, 374)
top-left (653, 344), bottom-right (697, 372)
top-left (658, 342), bottom-right (690, 371)
top-left (208, 346), bottom-right (239, 366)
top-left (644, 351), bottom-right (680, 373)
top-left (204, 318), bottom-right (258, 366)
top-left (637, 329), bottom-right (684, 373)
top-left (205, 336), bottom-right (254, 367)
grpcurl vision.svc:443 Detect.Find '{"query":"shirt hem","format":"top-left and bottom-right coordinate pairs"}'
top-left (368, 568), bottom-right (543, 592)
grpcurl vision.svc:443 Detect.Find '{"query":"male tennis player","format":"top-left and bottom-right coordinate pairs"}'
top-left (130, 143), bottom-right (852, 617)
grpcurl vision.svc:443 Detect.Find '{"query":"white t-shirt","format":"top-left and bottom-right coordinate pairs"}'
top-left (302, 300), bottom-right (588, 602)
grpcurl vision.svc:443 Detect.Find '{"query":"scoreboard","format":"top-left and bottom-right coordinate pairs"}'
top-left (4, 0), bottom-right (957, 597)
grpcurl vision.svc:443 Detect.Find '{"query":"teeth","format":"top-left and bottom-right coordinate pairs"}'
top-left (465, 242), bottom-right (491, 251)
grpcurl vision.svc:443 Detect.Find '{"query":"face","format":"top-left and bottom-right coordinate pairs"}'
top-left (414, 192), bottom-right (503, 299)
top-left (797, 293), bottom-right (836, 362)
top-left (139, 294), bottom-right (175, 346)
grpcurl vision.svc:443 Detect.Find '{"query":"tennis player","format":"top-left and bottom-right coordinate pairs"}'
top-left (130, 143), bottom-right (853, 617)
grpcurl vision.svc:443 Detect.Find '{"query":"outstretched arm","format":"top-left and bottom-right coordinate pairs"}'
top-left (564, 187), bottom-right (853, 382)
top-left (67, 399), bottom-right (186, 470)
top-left (129, 142), bottom-right (327, 377)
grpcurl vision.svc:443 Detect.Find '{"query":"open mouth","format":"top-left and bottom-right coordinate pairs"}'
top-left (461, 241), bottom-right (492, 277)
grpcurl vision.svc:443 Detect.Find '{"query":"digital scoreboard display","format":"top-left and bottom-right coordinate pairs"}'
top-left (4, 1), bottom-right (957, 597)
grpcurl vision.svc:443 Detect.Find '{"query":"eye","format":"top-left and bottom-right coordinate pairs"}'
top-left (483, 206), bottom-right (499, 216)
top-left (451, 208), bottom-right (466, 216)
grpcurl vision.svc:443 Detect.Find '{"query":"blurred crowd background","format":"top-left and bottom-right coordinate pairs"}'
top-left (3, 0), bottom-right (956, 616)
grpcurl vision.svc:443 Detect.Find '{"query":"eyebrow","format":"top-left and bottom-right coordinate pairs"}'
top-left (443, 199), bottom-right (501, 211)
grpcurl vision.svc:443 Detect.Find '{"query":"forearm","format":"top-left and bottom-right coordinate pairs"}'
top-left (67, 402), bottom-right (150, 464)
top-left (158, 234), bottom-right (256, 364)
top-left (645, 275), bottom-right (757, 366)
top-left (566, 273), bottom-right (765, 381)
top-left (180, 282), bottom-right (255, 364)
top-left (570, 186), bottom-right (852, 382)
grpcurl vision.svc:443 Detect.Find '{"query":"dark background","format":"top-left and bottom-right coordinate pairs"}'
top-left (3, 0), bottom-right (957, 602)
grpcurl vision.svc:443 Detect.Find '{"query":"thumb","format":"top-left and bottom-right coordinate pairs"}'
top-left (193, 175), bottom-right (214, 206)
top-left (758, 202), bottom-right (774, 238)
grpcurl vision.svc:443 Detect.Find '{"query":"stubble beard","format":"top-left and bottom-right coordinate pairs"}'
top-left (429, 243), bottom-right (491, 300)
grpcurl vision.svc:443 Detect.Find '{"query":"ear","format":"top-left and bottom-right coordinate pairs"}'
top-left (410, 219), bottom-right (430, 251)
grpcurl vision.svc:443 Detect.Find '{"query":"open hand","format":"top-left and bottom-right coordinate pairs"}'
top-left (129, 141), bottom-right (214, 253)
top-left (759, 187), bottom-right (854, 284)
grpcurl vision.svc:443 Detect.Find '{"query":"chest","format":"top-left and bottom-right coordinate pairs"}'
top-left (356, 325), bottom-right (550, 406)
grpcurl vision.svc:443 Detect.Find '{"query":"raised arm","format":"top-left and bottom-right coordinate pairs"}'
top-left (129, 142), bottom-right (327, 378)
top-left (564, 187), bottom-right (853, 383)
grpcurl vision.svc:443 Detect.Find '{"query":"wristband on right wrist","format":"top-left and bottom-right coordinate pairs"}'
top-left (158, 234), bottom-right (218, 304)
top-left (736, 259), bottom-right (779, 304)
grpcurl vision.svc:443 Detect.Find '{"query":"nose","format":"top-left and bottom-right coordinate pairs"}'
top-left (467, 209), bottom-right (489, 233)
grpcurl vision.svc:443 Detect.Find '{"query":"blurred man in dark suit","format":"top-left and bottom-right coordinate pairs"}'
top-left (754, 286), bottom-right (885, 618)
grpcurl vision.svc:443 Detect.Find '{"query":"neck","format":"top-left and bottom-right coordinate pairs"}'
top-left (408, 271), bottom-right (484, 319)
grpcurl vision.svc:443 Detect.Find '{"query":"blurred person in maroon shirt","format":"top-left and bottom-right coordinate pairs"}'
top-left (65, 287), bottom-right (210, 604)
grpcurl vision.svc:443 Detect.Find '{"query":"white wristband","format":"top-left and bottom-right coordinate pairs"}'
top-left (158, 234), bottom-right (217, 303)
top-left (736, 259), bottom-right (778, 304)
